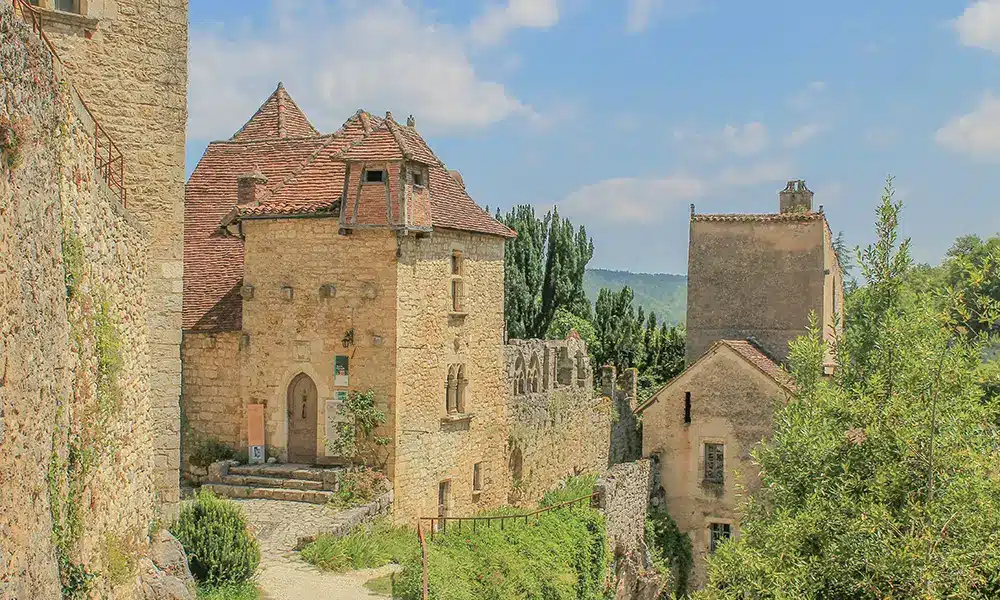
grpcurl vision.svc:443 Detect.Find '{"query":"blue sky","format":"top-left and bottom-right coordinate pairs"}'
top-left (186, 0), bottom-right (1000, 275)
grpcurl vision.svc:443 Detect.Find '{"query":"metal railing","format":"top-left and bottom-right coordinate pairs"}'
top-left (416, 522), bottom-right (430, 600)
top-left (420, 492), bottom-right (598, 539)
top-left (11, 0), bottom-right (128, 206)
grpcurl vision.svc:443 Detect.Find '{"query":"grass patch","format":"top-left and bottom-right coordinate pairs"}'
top-left (196, 582), bottom-right (261, 600)
top-left (300, 519), bottom-right (417, 572)
top-left (363, 573), bottom-right (395, 596)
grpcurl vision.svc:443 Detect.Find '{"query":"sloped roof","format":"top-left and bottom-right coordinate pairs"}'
top-left (230, 82), bottom-right (319, 142)
top-left (634, 338), bottom-right (795, 414)
top-left (185, 87), bottom-right (514, 332)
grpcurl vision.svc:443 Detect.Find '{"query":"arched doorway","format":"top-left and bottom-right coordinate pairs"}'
top-left (287, 373), bottom-right (318, 464)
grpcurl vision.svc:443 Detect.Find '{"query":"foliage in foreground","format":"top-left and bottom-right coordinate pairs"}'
top-left (328, 467), bottom-right (389, 509)
top-left (300, 519), bottom-right (417, 572)
top-left (394, 475), bottom-right (611, 600)
top-left (645, 507), bottom-right (691, 598)
top-left (170, 491), bottom-right (261, 587)
top-left (195, 581), bottom-right (261, 600)
top-left (696, 178), bottom-right (1000, 599)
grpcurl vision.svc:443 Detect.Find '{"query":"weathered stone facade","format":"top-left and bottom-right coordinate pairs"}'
top-left (504, 337), bottom-right (613, 506)
top-left (40, 0), bottom-right (189, 512)
top-left (0, 3), bottom-right (174, 595)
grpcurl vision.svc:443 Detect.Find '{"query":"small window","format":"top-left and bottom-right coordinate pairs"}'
top-left (451, 279), bottom-right (464, 312)
top-left (451, 250), bottom-right (463, 275)
top-left (473, 462), bottom-right (483, 493)
top-left (709, 523), bottom-right (731, 553)
top-left (437, 480), bottom-right (451, 529)
top-left (54, 0), bottom-right (78, 12)
top-left (684, 391), bottom-right (691, 424)
top-left (704, 443), bottom-right (724, 484)
top-left (364, 169), bottom-right (385, 183)
top-left (413, 170), bottom-right (424, 187)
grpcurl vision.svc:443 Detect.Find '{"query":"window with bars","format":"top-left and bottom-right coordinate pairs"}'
top-left (709, 522), bottom-right (731, 553)
top-left (473, 462), bottom-right (483, 493)
top-left (451, 279), bottom-right (464, 312)
top-left (704, 443), bottom-right (724, 484)
top-left (438, 480), bottom-right (451, 519)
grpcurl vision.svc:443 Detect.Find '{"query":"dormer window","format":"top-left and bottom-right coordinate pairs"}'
top-left (412, 171), bottom-right (424, 187)
top-left (364, 169), bottom-right (385, 183)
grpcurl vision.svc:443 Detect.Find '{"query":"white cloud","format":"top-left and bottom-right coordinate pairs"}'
top-left (782, 122), bottom-right (828, 148)
top-left (935, 92), bottom-right (1000, 160)
top-left (954, 0), bottom-right (1000, 52)
top-left (559, 160), bottom-right (791, 224)
top-left (469, 0), bottom-right (560, 45)
top-left (673, 122), bottom-right (769, 158)
top-left (188, 0), bottom-right (543, 141)
top-left (626, 0), bottom-right (701, 33)
top-left (559, 175), bottom-right (708, 224)
top-left (788, 80), bottom-right (826, 110)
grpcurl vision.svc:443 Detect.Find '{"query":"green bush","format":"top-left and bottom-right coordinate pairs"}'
top-left (189, 438), bottom-right (236, 468)
top-left (328, 467), bottom-right (387, 509)
top-left (645, 507), bottom-right (691, 598)
top-left (170, 491), bottom-right (260, 586)
top-left (196, 581), bottom-right (260, 600)
top-left (539, 474), bottom-right (598, 507)
top-left (300, 519), bottom-right (416, 572)
top-left (395, 504), bottom-right (611, 600)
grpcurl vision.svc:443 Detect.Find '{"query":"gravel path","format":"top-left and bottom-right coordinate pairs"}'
top-left (234, 499), bottom-right (399, 600)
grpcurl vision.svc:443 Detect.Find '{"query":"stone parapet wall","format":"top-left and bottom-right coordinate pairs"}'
top-left (0, 5), bottom-right (157, 596)
top-left (505, 338), bottom-right (612, 505)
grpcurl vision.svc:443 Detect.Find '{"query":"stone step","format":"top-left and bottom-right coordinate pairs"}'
top-left (227, 464), bottom-right (335, 482)
top-left (202, 483), bottom-right (336, 505)
top-left (219, 474), bottom-right (325, 491)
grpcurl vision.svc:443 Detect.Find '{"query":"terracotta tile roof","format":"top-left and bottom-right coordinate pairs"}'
top-left (692, 212), bottom-right (825, 223)
top-left (230, 82), bottom-right (319, 142)
top-left (719, 339), bottom-right (797, 392)
top-left (185, 94), bottom-right (515, 331)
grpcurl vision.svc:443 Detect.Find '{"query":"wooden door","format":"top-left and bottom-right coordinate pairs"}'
top-left (287, 373), bottom-right (318, 464)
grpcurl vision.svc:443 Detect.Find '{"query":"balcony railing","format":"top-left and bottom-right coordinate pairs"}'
top-left (12, 0), bottom-right (128, 207)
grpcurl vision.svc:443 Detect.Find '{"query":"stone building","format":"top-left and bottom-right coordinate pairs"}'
top-left (33, 0), bottom-right (189, 512)
top-left (182, 85), bottom-right (613, 523)
top-left (636, 181), bottom-right (843, 588)
top-left (1, 0), bottom-right (190, 596)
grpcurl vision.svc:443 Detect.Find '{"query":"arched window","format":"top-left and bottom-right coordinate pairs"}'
top-left (456, 365), bottom-right (467, 413)
top-left (513, 353), bottom-right (526, 395)
top-left (527, 353), bottom-right (540, 393)
top-left (446, 365), bottom-right (458, 414)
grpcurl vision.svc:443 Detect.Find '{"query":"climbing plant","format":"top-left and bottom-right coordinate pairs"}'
top-left (327, 389), bottom-right (391, 470)
top-left (645, 507), bottom-right (693, 598)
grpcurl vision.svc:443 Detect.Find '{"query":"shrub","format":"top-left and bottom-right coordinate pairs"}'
top-left (300, 519), bottom-right (416, 572)
top-left (189, 437), bottom-right (236, 468)
top-left (645, 507), bottom-right (691, 598)
top-left (539, 474), bottom-right (597, 507)
top-left (170, 491), bottom-right (260, 586)
top-left (195, 581), bottom-right (261, 600)
top-left (329, 467), bottom-right (387, 508)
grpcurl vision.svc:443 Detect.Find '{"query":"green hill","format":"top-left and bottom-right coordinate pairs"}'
top-left (584, 269), bottom-right (687, 325)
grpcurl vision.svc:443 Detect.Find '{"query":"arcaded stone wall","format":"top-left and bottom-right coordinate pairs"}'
top-left (685, 217), bottom-right (826, 366)
top-left (180, 331), bottom-right (242, 466)
top-left (41, 0), bottom-right (189, 512)
top-left (639, 345), bottom-right (792, 588)
top-left (238, 220), bottom-right (398, 470)
top-left (596, 459), bottom-right (653, 558)
top-left (504, 338), bottom-right (613, 505)
top-left (393, 229), bottom-right (508, 523)
top-left (0, 8), bottom-right (154, 596)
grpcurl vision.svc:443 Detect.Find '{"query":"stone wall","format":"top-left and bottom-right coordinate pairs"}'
top-left (504, 337), bottom-right (613, 505)
top-left (393, 229), bottom-right (508, 523)
top-left (595, 459), bottom-right (653, 557)
top-left (41, 0), bottom-right (189, 514)
top-left (685, 216), bottom-right (826, 366)
top-left (0, 6), bottom-right (158, 596)
top-left (602, 366), bottom-right (641, 465)
top-left (180, 331), bottom-right (242, 470)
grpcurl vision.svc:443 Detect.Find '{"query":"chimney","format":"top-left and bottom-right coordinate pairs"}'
top-left (406, 114), bottom-right (415, 127)
top-left (449, 170), bottom-right (464, 189)
top-left (237, 169), bottom-right (268, 205)
top-left (779, 179), bottom-right (813, 213)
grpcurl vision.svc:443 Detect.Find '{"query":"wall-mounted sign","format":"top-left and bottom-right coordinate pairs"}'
top-left (247, 403), bottom-right (265, 464)
top-left (334, 355), bottom-right (349, 387)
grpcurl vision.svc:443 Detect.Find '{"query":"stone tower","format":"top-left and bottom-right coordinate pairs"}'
top-left (37, 0), bottom-right (189, 513)
top-left (685, 180), bottom-right (843, 368)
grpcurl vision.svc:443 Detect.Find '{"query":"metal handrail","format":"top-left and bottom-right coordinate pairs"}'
top-left (416, 521), bottom-right (429, 600)
top-left (11, 0), bottom-right (128, 207)
top-left (420, 492), bottom-right (597, 539)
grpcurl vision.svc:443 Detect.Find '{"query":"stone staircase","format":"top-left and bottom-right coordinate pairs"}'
top-left (201, 461), bottom-right (345, 505)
